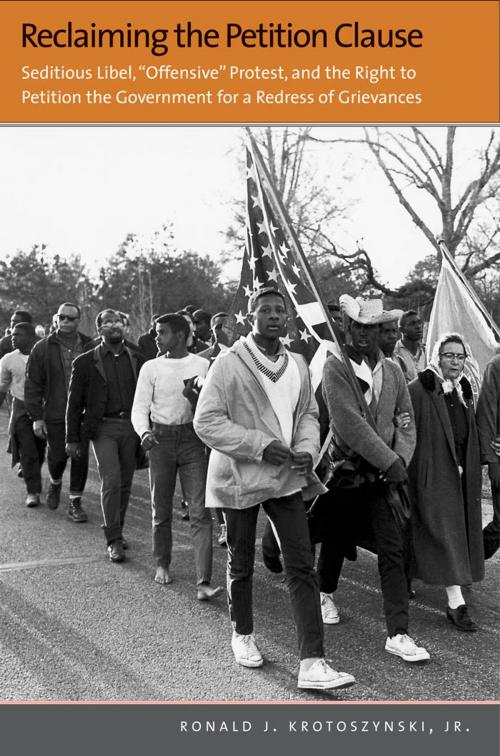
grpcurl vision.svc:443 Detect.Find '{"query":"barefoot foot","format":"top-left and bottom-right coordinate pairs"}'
top-left (154, 566), bottom-right (172, 585)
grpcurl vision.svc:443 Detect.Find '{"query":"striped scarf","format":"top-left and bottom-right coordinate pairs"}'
top-left (243, 340), bottom-right (289, 383)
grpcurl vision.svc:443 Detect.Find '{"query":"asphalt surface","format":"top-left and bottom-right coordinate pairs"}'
top-left (0, 406), bottom-right (498, 702)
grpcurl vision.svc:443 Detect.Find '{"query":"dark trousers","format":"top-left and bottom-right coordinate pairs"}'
top-left (14, 414), bottom-right (46, 494)
top-left (262, 500), bottom-right (313, 561)
top-left (484, 480), bottom-right (500, 558)
top-left (317, 486), bottom-right (409, 637)
top-left (148, 422), bottom-right (212, 584)
top-left (92, 418), bottom-right (138, 544)
top-left (224, 492), bottom-right (324, 660)
top-left (46, 421), bottom-right (89, 495)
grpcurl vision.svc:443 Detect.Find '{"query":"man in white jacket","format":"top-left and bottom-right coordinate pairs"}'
top-left (194, 287), bottom-right (355, 691)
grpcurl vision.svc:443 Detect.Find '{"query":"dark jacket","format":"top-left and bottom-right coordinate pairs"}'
top-left (66, 343), bottom-right (145, 442)
top-left (408, 369), bottom-right (484, 585)
top-left (0, 333), bottom-right (13, 359)
top-left (189, 337), bottom-right (210, 355)
top-left (137, 329), bottom-right (158, 361)
top-left (476, 354), bottom-right (500, 464)
top-left (24, 331), bottom-right (93, 423)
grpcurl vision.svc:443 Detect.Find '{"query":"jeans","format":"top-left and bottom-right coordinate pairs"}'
top-left (46, 421), bottom-right (89, 496)
top-left (92, 418), bottom-right (138, 544)
top-left (317, 485), bottom-right (409, 637)
top-left (148, 422), bottom-right (212, 584)
top-left (14, 414), bottom-right (46, 494)
top-left (224, 492), bottom-right (324, 660)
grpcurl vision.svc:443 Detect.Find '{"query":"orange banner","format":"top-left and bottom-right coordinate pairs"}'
top-left (0, 0), bottom-right (498, 123)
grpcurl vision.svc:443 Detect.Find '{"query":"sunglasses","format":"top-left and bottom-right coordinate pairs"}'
top-left (58, 314), bottom-right (78, 322)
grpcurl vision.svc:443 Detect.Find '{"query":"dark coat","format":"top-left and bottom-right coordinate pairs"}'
top-left (24, 331), bottom-right (93, 422)
top-left (408, 369), bottom-right (484, 585)
top-left (476, 354), bottom-right (500, 464)
top-left (0, 333), bottom-right (13, 359)
top-left (137, 329), bottom-right (158, 361)
top-left (66, 344), bottom-right (145, 442)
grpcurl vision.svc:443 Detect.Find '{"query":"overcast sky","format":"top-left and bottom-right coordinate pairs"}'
top-left (0, 125), bottom-right (495, 287)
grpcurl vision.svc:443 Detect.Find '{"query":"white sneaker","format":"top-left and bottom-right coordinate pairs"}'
top-left (320, 593), bottom-right (340, 624)
top-left (385, 634), bottom-right (430, 662)
top-left (298, 659), bottom-right (355, 690)
top-left (231, 632), bottom-right (263, 668)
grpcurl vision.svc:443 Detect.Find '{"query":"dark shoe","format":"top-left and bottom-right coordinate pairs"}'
top-left (263, 552), bottom-right (283, 574)
top-left (446, 604), bottom-right (478, 631)
top-left (25, 493), bottom-right (40, 508)
top-left (67, 498), bottom-right (88, 523)
top-left (483, 524), bottom-right (499, 560)
top-left (107, 540), bottom-right (125, 563)
top-left (46, 482), bottom-right (62, 510)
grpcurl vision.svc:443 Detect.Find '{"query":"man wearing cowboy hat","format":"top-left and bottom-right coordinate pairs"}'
top-left (319, 295), bottom-right (430, 663)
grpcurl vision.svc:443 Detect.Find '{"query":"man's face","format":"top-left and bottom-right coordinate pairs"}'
top-left (11, 326), bottom-right (31, 352)
top-left (250, 294), bottom-right (287, 339)
top-left (402, 314), bottom-right (423, 342)
top-left (349, 320), bottom-right (379, 355)
top-left (98, 310), bottom-right (125, 344)
top-left (378, 321), bottom-right (399, 355)
top-left (56, 305), bottom-right (80, 335)
top-left (156, 323), bottom-right (179, 355)
top-left (193, 315), bottom-right (211, 342)
top-left (211, 316), bottom-right (232, 346)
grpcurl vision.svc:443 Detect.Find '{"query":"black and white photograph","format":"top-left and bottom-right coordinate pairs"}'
top-left (0, 125), bottom-right (499, 708)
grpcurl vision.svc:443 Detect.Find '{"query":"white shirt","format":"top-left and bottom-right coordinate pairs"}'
top-left (246, 336), bottom-right (300, 446)
top-left (0, 350), bottom-right (29, 401)
top-left (131, 353), bottom-right (209, 438)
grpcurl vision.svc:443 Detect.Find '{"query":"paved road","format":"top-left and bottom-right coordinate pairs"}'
top-left (0, 407), bottom-right (498, 702)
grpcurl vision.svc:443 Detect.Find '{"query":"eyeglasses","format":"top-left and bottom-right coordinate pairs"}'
top-left (58, 314), bottom-right (78, 322)
top-left (101, 319), bottom-right (124, 327)
top-left (439, 352), bottom-right (466, 361)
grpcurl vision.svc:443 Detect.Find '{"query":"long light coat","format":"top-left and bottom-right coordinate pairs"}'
top-left (408, 370), bottom-right (484, 585)
top-left (193, 338), bottom-right (327, 509)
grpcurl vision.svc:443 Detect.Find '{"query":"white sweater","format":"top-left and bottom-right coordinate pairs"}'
top-left (131, 353), bottom-right (209, 438)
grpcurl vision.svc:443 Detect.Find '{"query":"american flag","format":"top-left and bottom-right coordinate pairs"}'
top-left (227, 141), bottom-right (335, 388)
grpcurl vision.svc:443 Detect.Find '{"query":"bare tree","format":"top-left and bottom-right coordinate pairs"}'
top-left (307, 127), bottom-right (500, 296)
top-left (228, 127), bottom-right (349, 255)
top-left (225, 126), bottom-right (356, 299)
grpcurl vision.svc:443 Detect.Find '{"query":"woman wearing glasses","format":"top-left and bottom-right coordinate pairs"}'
top-left (408, 333), bottom-right (484, 631)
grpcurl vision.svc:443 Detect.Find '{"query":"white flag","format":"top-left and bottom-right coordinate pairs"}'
top-left (426, 255), bottom-right (499, 394)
